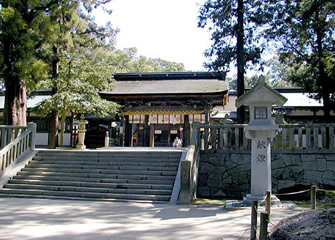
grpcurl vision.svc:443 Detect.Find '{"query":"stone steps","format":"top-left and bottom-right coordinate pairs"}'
top-left (3, 184), bottom-right (172, 195)
top-left (0, 189), bottom-right (171, 202)
top-left (25, 163), bottom-right (178, 172)
top-left (33, 152), bottom-right (181, 160)
top-left (12, 174), bottom-right (175, 184)
top-left (0, 150), bottom-right (182, 203)
top-left (7, 179), bottom-right (173, 190)
top-left (19, 168), bottom-right (177, 176)
top-left (29, 160), bottom-right (178, 168)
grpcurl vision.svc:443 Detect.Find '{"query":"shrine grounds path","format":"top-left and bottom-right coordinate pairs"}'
top-left (0, 198), bottom-right (305, 240)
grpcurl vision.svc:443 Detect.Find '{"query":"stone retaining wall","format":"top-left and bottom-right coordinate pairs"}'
top-left (198, 150), bottom-right (335, 199)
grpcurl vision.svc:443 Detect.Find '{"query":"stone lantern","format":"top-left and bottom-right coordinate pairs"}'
top-left (236, 76), bottom-right (287, 201)
top-left (76, 115), bottom-right (88, 150)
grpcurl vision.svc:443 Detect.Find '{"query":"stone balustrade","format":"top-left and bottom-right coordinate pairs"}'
top-left (0, 123), bottom-right (36, 172)
top-left (198, 123), bottom-right (335, 151)
top-left (193, 123), bottom-right (335, 199)
top-left (0, 125), bottom-right (28, 149)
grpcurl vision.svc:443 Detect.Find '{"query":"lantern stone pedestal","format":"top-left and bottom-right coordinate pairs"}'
top-left (244, 126), bottom-right (278, 201)
top-left (236, 76), bottom-right (287, 202)
top-left (76, 116), bottom-right (88, 150)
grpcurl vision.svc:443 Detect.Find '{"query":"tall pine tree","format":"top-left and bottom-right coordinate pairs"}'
top-left (0, 0), bottom-right (56, 125)
top-left (262, 0), bottom-right (335, 121)
top-left (198, 0), bottom-right (265, 123)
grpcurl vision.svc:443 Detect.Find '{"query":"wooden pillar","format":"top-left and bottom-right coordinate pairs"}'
top-left (250, 201), bottom-right (258, 240)
top-left (130, 123), bottom-right (134, 147)
top-left (183, 115), bottom-right (190, 147)
top-left (124, 115), bottom-right (131, 147)
top-left (70, 112), bottom-right (74, 147)
top-left (311, 185), bottom-right (317, 210)
top-left (143, 115), bottom-right (150, 146)
top-left (150, 124), bottom-right (155, 147)
top-left (205, 111), bottom-right (209, 124)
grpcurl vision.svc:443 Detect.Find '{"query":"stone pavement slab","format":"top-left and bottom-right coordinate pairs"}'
top-left (0, 198), bottom-right (304, 240)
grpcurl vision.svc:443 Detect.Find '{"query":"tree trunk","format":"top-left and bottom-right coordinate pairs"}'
top-left (2, 32), bottom-right (27, 126)
top-left (236, 0), bottom-right (245, 124)
top-left (48, 46), bottom-right (59, 148)
top-left (3, 77), bottom-right (27, 126)
top-left (315, 7), bottom-right (331, 121)
top-left (48, 112), bottom-right (58, 148)
top-left (60, 99), bottom-right (67, 147)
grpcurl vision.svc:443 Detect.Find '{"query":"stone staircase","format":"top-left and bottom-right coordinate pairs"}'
top-left (0, 150), bottom-right (182, 203)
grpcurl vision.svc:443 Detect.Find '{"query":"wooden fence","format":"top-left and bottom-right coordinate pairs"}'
top-left (197, 123), bottom-right (335, 151)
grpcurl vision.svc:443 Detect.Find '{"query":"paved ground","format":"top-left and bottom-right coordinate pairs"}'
top-left (0, 198), bottom-right (304, 240)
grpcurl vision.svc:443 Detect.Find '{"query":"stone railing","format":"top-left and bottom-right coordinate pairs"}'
top-left (198, 123), bottom-right (335, 151)
top-left (200, 124), bottom-right (248, 151)
top-left (0, 125), bottom-right (29, 149)
top-left (178, 122), bottom-right (201, 204)
top-left (0, 123), bottom-right (36, 172)
top-left (273, 123), bottom-right (335, 150)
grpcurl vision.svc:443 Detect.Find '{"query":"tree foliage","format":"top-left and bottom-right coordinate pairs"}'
top-left (198, 0), bottom-right (264, 72)
top-left (262, 0), bottom-right (335, 119)
top-left (229, 72), bottom-right (293, 89)
top-left (0, 0), bottom-right (115, 126)
top-left (198, 0), bottom-right (265, 123)
top-left (109, 48), bottom-right (185, 73)
top-left (36, 51), bottom-right (119, 118)
top-left (0, 0), bottom-right (55, 125)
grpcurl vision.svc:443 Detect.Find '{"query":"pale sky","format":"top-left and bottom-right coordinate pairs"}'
top-left (94, 0), bottom-right (211, 71)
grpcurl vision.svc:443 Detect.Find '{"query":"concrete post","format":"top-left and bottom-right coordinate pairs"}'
top-left (178, 160), bottom-right (191, 204)
top-left (28, 122), bottom-right (36, 151)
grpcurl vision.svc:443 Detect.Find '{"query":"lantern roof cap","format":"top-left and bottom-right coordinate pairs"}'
top-left (236, 75), bottom-right (287, 108)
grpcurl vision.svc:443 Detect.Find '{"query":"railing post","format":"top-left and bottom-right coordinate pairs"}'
top-left (265, 191), bottom-right (271, 221)
top-left (259, 212), bottom-right (269, 240)
top-left (179, 159), bottom-right (191, 204)
top-left (250, 201), bottom-right (258, 240)
top-left (298, 127), bottom-right (303, 149)
top-left (1, 128), bottom-right (7, 149)
top-left (329, 126), bottom-right (334, 149)
top-left (313, 127), bottom-right (319, 149)
top-left (311, 185), bottom-right (317, 210)
top-left (28, 122), bottom-right (37, 151)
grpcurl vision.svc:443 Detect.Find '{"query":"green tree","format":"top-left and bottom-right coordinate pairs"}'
top-left (265, 56), bottom-right (295, 88)
top-left (109, 48), bottom-right (185, 73)
top-left (198, 0), bottom-right (265, 123)
top-left (42, 0), bottom-right (115, 148)
top-left (262, 0), bottom-right (335, 120)
top-left (0, 0), bottom-right (56, 125)
top-left (0, 0), bottom-right (114, 126)
top-left (40, 1), bottom-right (116, 147)
top-left (36, 48), bottom-right (119, 146)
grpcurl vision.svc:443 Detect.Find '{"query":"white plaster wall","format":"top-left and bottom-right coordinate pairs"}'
top-left (36, 133), bottom-right (72, 146)
top-left (58, 133), bottom-right (71, 146)
top-left (36, 133), bottom-right (48, 146)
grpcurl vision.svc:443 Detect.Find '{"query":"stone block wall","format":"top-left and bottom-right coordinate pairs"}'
top-left (198, 150), bottom-right (335, 199)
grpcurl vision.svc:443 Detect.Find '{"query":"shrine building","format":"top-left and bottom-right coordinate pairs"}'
top-left (100, 72), bottom-right (229, 147)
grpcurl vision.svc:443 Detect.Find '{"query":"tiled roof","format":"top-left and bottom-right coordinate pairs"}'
top-left (101, 72), bottom-right (228, 95)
